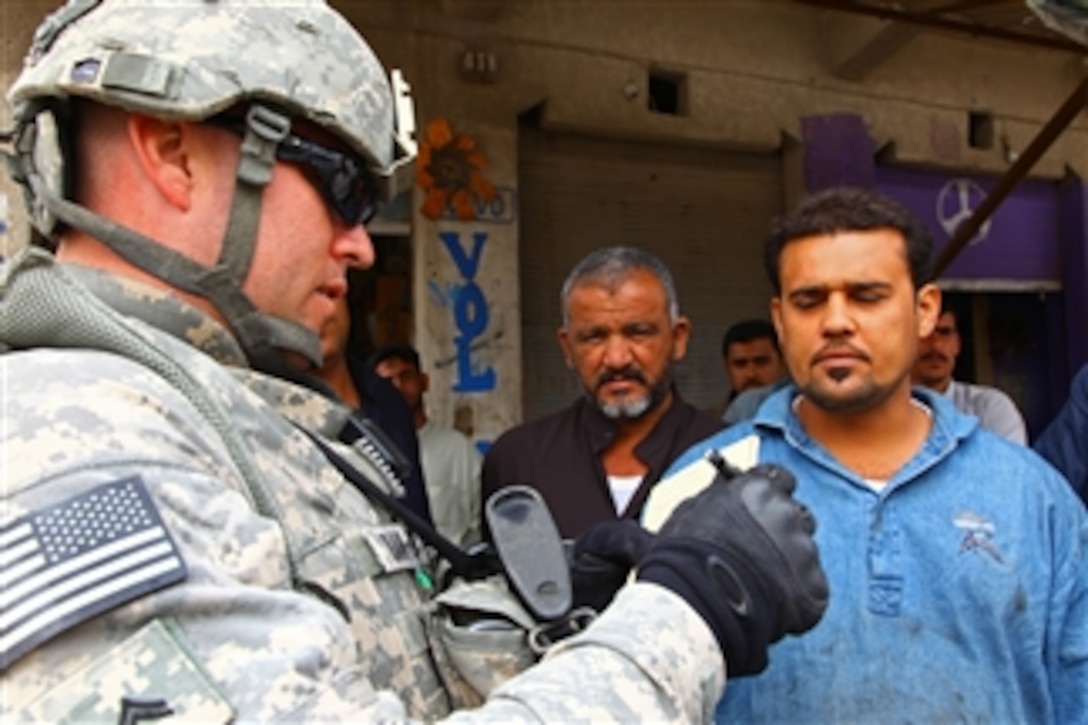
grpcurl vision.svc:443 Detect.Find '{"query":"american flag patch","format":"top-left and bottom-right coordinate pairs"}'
top-left (1, 477), bottom-right (187, 670)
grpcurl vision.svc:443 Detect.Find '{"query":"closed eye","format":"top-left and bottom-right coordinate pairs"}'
top-left (789, 289), bottom-right (826, 310)
top-left (849, 283), bottom-right (892, 303)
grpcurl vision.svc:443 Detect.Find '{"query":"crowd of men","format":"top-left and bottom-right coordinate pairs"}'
top-left (1, 0), bottom-right (1084, 722)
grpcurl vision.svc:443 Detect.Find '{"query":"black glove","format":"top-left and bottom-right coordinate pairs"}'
top-left (568, 520), bottom-right (655, 613)
top-left (637, 464), bottom-right (828, 677)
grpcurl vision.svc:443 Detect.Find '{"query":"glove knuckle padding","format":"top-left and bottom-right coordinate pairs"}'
top-left (750, 463), bottom-right (798, 495)
top-left (737, 477), bottom-right (827, 631)
top-left (659, 468), bottom-right (828, 633)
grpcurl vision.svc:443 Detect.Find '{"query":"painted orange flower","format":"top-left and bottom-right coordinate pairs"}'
top-left (417, 118), bottom-right (497, 221)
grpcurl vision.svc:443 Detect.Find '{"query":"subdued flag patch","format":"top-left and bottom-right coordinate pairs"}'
top-left (1, 476), bottom-right (187, 669)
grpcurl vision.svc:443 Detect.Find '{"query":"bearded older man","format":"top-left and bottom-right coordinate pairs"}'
top-left (481, 246), bottom-right (723, 538)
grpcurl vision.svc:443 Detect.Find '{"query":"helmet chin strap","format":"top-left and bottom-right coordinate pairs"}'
top-left (24, 104), bottom-right (324, 375)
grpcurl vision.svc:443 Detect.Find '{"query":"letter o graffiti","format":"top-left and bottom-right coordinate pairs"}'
top-left (455, 282), bottom-right (489, 338)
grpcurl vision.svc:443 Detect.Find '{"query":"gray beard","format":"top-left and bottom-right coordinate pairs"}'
top-left (594, 374), bottom-right (671, 420)
top-left (598, 394), bottom-right (653, 420)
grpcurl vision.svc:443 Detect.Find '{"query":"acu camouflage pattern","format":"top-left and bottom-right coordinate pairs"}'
top-left (430, 576), bottom-right (541, 699)
top-left (20, 619), bottom-right (233, 722)
top-left (2, 249), bottom-right (450, 720)
top-left (0, 249), bottom-right (727, 721)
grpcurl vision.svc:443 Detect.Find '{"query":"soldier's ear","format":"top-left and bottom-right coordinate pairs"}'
top-left (126, 113), bottom-right (196, 212)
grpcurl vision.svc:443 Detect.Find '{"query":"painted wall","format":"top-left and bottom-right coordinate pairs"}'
top-left (877, 167), bottom-right (1062, 285)
top-left (412, 124), bottom-right (521, 450)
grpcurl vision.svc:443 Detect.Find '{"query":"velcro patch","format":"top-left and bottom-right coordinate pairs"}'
top-left (19, 618), bottom-right (233, 722)
top-left (361, 525), bottom-right (425, 573)
top-left (1, 476), bottom-right (187, 669)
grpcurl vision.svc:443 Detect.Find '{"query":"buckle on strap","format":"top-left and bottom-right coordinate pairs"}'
top-left (236, 105), bottom-right (289, 186)
top-left (527, 607), bottom-right (597, 655)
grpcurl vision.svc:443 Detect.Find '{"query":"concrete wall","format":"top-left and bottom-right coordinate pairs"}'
top-left (345, 0), bottom-right (1087, 175)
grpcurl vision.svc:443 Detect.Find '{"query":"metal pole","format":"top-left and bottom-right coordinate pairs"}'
top-left (932, 77), bottom-right (1088, 277)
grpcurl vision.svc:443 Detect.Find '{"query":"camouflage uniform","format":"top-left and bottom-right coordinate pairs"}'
top-left (1, 1), bottom-right (731, 719)
top-left (0, 249), bottom-right (726, 722)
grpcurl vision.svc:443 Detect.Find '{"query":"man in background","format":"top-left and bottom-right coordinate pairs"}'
top-left (720, 319), bottom-right (785, 405)
top-left (318, 296), bottom-right (432, 522)
top-left (373, 344), bottom-right (483, 547)
top-left (718, 319), bottom-right (788, 425)
top-left (911, 304), bottom-right (1027, 444)
top-left (482, 246), bottom-right (723, 538)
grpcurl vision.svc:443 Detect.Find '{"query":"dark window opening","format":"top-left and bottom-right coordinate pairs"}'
top-left (648, 70), bottom-right (686, 116)
top-left (968, 110), bottom-right (994, 150)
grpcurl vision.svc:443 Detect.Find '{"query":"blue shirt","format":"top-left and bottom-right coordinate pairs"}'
top-left (664, 386), bottom-right (1087, 723)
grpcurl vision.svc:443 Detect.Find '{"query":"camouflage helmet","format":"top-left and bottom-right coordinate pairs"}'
top-left (5, 0), bottom-right (416, 374)
top-left (9, 0), bottom-right (415, 204)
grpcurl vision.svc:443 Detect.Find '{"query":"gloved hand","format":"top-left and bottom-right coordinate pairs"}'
top-left (637, 464), bottom-right (828, 677)
top-left (568, 520), bottom-right (655, 613)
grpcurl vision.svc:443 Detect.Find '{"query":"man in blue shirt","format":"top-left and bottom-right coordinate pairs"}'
top-left (660, 187), bottom-right (1086, 722)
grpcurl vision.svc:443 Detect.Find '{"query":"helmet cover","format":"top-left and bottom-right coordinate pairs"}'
top-left (9, 0), bottom-right (405, 183)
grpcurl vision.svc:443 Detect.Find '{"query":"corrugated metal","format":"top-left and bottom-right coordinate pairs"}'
top-left (517, 128), bottom-right (784, 421)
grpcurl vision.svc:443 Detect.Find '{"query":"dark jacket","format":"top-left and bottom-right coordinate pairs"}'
top-left (1034, 364), bottom-right (1088, 506)
top-left (482, 390), bottom-right (724, 538)
top-left (344, 355), bottom-right (433, 525)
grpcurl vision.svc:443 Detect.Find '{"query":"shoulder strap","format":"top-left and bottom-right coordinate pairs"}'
top-left (297, 425), bottom-right (499, 581)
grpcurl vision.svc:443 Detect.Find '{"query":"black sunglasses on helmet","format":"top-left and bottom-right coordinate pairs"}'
top-left (209, 116), bottom-right (378, 227)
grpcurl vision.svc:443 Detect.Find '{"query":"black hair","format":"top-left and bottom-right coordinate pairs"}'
top-left (369, 343), bottom-right (421, 371)
top-left (764, 187), bottom-right (934, 293)
top-left (722, 319), bottom-right (779, 357)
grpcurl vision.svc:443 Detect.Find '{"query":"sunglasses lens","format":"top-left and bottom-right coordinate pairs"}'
top-left (210, 115), bottom-right (377, 227)
top-left (328, 159), bottom-right (376, 226)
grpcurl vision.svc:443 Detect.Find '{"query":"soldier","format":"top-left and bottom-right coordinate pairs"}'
top-left (0, 1), bottom-right (826, 721)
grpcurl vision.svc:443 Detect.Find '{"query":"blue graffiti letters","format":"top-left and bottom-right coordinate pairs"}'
top-left (438, 231), bottom-right (496, 392)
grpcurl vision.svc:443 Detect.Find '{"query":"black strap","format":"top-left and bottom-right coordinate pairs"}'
top-left (295, 425), bottom-right (499, 580)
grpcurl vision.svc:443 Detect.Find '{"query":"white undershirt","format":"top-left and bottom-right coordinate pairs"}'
top-left (608, 474), bottom-right (643, 514)
top-left (789, 394), bottom-right (934, 492)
